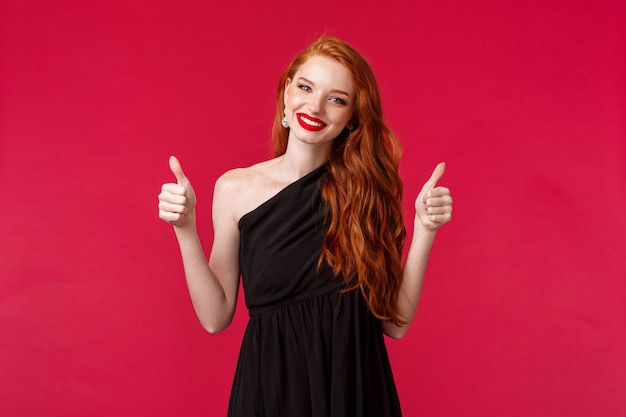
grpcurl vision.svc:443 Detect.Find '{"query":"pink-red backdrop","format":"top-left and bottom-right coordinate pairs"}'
top-left (1, 1), bottom-right (625, 416)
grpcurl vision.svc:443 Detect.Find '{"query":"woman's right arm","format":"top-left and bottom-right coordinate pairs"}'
top-left (158, 156), bottom-right (241, 333)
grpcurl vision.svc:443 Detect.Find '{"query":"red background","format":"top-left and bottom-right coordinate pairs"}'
top-left (1, 1), bottom-right (625, 416)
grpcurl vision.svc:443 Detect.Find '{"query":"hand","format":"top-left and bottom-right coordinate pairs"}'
top-left (415, 162), bottom-right (453, 231)
top-left (158, 156), bottom-right (197, 228)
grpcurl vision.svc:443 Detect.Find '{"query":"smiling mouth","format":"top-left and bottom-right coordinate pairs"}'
top-left (297, 113), bottom-right (327, 131)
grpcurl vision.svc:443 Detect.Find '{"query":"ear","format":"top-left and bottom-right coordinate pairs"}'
top-left (283, 77), bottom-right (291, 108)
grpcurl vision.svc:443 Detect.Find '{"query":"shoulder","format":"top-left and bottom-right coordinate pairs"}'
top-left (212, 159), bottom-right (281, 222)
top-left (214, 167), bottom-right (251, 195)
top-left (214, 159), bottom-right (276, 194)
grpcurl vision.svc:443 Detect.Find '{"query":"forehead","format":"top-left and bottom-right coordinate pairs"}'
top-left (294, 55), bottom-right (353, 92)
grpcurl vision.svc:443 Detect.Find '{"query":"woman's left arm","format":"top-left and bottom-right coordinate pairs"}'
top-left (382, 162), bottom-right (453, 339)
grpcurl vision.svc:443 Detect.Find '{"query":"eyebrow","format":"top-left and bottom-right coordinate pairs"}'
top-left (297, 77), bottom-right (351, 97)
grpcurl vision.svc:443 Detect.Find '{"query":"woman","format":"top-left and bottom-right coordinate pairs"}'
top-left (158, 36), bottom-right (452, 416)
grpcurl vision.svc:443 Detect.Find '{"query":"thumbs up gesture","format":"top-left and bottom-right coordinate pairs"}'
top-left (415, 162), bottom-right (453, 231)
top-left (158, 156), bottom-right (197, 228)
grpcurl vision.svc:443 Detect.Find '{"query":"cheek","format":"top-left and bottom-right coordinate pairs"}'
top-left (332, 108), bottom-right (353, 125)
top-left (284, 91), bottom-right (299, 111)
top-left (345, 109), bottom-right (354, 123)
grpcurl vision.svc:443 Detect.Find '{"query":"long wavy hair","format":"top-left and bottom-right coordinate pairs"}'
top-left (272, 37), bottom-right (407, 324)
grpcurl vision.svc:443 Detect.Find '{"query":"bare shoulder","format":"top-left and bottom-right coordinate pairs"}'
top-left (213, 159), bottom-right (283, 223)
top-left (214, 159), bottom-right (277, 197)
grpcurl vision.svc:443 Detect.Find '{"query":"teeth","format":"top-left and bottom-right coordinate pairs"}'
top-left (301, 115), bottom-right (324, 127)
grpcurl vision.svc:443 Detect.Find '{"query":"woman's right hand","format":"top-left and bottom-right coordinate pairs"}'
top-left (158, 156), bottom-right (197, 228)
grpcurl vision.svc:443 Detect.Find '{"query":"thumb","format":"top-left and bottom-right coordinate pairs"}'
top-left (169, 155), bottom-right (187, 185)
top-left (424, 162), bottom-right (446, 189)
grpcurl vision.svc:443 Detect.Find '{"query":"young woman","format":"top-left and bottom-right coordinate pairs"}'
top-left (158, 36), bottom-right (453, 416)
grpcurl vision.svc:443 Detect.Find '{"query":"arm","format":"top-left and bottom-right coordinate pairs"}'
top-left (158, 156), bottom-right (241, 333)
top-left (383, 162), bottom-right (453, 339)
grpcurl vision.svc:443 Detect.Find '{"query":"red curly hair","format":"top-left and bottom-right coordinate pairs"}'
top-left (272, 37), bottom-right (407, 324)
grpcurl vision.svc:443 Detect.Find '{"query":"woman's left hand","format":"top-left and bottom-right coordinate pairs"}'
top-left (415, 162), bottom-right (453, 231)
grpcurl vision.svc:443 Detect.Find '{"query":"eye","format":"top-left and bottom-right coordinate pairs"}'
top-left (330, 97), bottom-right (347, 105)
top-left (298, 84), bottom-right (312, 92)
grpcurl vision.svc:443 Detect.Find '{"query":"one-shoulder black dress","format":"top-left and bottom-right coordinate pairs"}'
top-left (228, 164), bottom-right (402, 417)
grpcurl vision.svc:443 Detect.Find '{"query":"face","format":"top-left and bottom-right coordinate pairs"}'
top-left (283, 55), bottom-right (354, 148)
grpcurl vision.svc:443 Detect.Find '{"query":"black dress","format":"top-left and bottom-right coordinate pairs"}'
top-left (228, 164), bottom-right (402, 417)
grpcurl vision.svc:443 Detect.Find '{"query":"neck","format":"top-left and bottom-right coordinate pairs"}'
top-left (278, 138), bottom-right (332, 180)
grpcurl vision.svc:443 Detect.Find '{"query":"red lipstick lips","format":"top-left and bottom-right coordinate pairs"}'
top-left (296, 113), bottom-right (327, 131)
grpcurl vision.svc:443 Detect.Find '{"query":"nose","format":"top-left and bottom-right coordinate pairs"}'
top-left (307, 93), bottom-right (325, 115)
